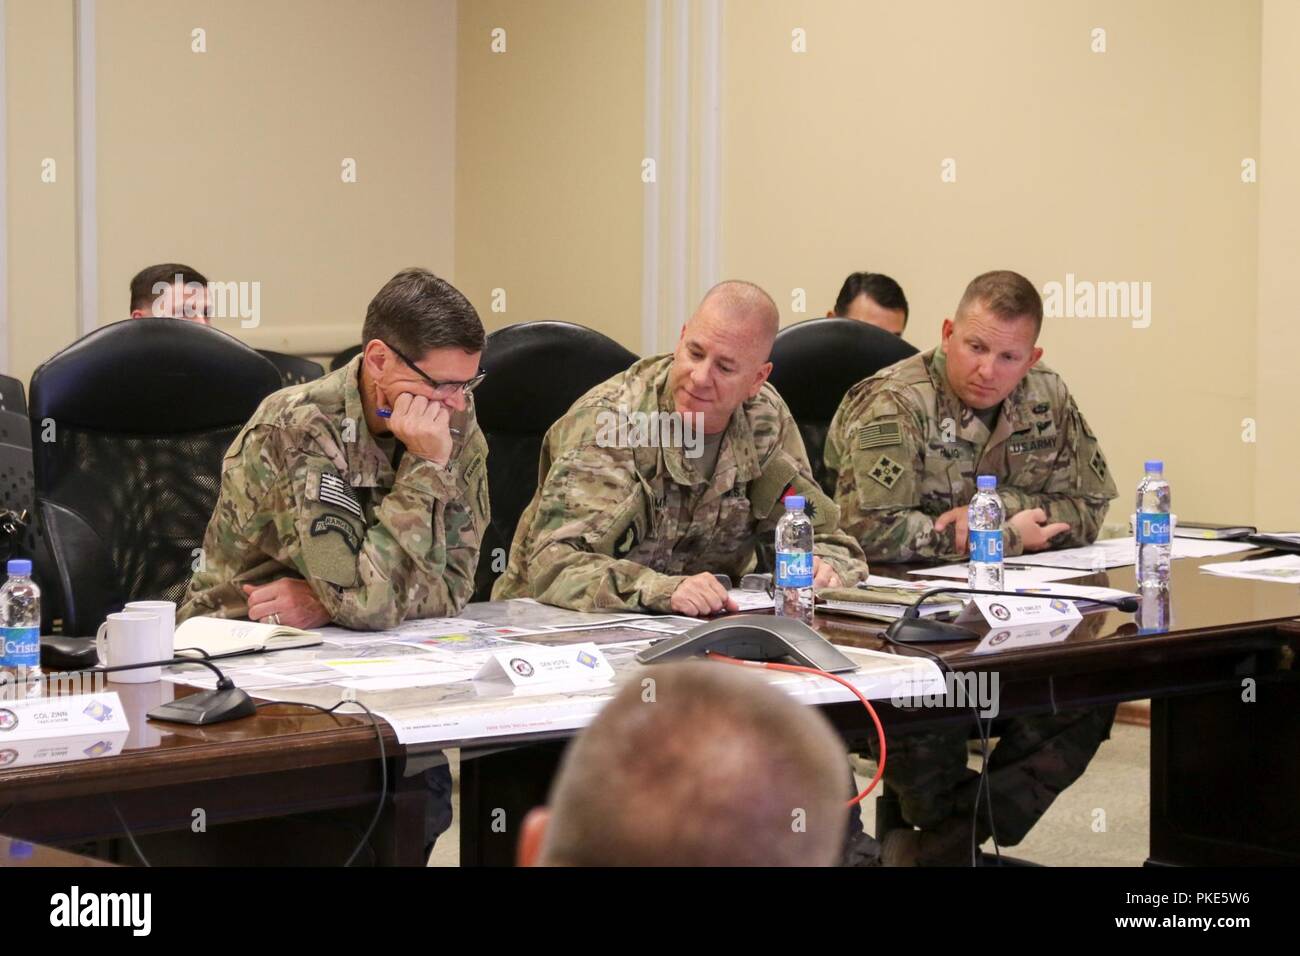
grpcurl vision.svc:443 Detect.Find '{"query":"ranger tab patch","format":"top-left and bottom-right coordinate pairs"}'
top-left (311, 513), bottom-right (362, 553)
top-left (858, 421), bottom-right (902, 450)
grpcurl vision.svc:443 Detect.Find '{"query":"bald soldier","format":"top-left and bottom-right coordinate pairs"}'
top-left (180, 268), bottom-right (490, 630)
top-left (825, 270), bottom-right (1118, 865)
top-left (494, 280), bottom-right (869, 615)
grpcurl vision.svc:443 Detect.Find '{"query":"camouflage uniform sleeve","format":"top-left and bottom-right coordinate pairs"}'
top-left (828, 390), bottom-right (963, 562)
top-left (998, 396), bottom-right (1117, 554)
top-left (522, 413), bottom-right (684, 613)
top-left (238, 424), bottom-right (487, 630)
top-left (751, 403), bottom-right (869, 585)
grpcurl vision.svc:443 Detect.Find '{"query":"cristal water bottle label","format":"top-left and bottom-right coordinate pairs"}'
top-left (0, 626), bottom-right (39, 668)
top-left (970, 529), bottom-right (1003, 564)
top-left (1137, 512), bottom-right (1171, 545)
top-left (776, 550), bottom-right (814, 588)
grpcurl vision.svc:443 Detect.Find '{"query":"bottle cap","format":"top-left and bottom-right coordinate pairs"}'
top-left (1144, 460), bottom-right (1163, 474)
top-left (976, 475), bottom-right (997, 491)
top-left (784, 495), bottom-right (806, 511)
top-left (6, 559), bottom-right (31, 576)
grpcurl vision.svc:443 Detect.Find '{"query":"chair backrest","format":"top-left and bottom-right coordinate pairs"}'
top-left (767, 318), bottom-right (918, 494)
top-left (258, 349), bottom-right (325, 387)
top-left (330, 344), bottom-right (362, 371)
top-left (0, 409), bottom-right (31, 449)
top-left (0, 374), bottom-right (27, 414)
top-left (471, 321), bottom-right (638, 600)
top-left (0, 441), bottom-right (58, 630)
top-left (29, 318), bottom-right (282, 635)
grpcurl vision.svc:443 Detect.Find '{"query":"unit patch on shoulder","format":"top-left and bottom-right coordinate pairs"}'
top-left (1090, 448), bottom-right (1108, 482)
top-left (867, 454), bottom-right (905, 490)
top-left (857, 421), bottom-right (903, 450)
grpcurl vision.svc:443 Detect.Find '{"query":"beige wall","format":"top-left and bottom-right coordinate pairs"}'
top-left (722, 0), bottom-right (1262, 528)
top-left (95, 0), bottom-right (457, 356)
top-left (3, 0), bottom-right (1291, 530)
top-left (454, 0), bottom-right (644, 349)
top-left (5, 0), bottom-right (79, 386)
top-left (5, 0), bottom-right (456, 385)
top-left (1255, 0), bottom-right (1300, 530)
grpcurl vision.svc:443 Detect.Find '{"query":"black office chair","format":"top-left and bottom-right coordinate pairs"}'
top-left (258, 349), bottom-right (325, 387)
top-left (330, 345), bottom-right (362, 371)
top-left (0, 374), bottom-right (27, 414)
top-left (29, 319), bottom-right (282, 635)
top-left (0, 409), bottom-right (31, 449)
top-left (0, 442), bottom-right (59, 631)
top-left (767, 318), bottom-right (918, 494)
top-left (471, 321), bottom-right (638, 601)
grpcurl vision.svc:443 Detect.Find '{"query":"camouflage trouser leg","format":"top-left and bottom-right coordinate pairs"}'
top-left (868, 705), bottom-right (1117, 843)
top-left (866, 725), bottom-right (974, 830)
top-left (965, 705), bottom-right (1117, 846)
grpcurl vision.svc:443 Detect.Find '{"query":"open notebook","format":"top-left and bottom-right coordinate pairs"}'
top-left (172, 616), bottom-right (322, 659)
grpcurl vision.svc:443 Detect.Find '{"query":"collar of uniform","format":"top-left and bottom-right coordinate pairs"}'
top-left (926, 346), bottom-right (1029, 446)
top-left (341, 353), bottom-right (396, 488)
top-left (651, 357), bottom-right (760, 489)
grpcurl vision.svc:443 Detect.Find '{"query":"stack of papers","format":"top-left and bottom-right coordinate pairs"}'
top-left (982, 536), bottom-right (1256, 571)
top-left (1200, 554), bottom-right (1300, 584)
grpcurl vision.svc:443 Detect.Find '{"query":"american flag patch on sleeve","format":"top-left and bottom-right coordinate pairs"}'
top-left (318, 471), bottom-right (364, 519)
top-left (857, 421), bottom-right (902, 450)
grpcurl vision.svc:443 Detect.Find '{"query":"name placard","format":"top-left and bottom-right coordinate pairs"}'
top-left (474, 642), bottom-right (614, 690)
top-left (958, 595), bottom-right (1083, 628)
top-left (0, 692), bottom-right (129, 742)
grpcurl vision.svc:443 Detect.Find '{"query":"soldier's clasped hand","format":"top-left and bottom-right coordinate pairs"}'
top-left (242, 578), bottom-right (332, 630)
top-left (670, 572), bottom-right (740, 617)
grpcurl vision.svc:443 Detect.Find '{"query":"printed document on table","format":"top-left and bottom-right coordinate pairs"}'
top-left (909, 564), bottom-right (1088, 584)
top-left (1200, 554), bottom-right (1300, 584)
top-left (1007, 536), bottom-right (1254, 571)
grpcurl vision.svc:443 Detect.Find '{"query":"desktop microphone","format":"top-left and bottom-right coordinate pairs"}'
top-left (884, 586), bottom-right (1141, 645)
top-left (83, 656), bottom-right (256, 725)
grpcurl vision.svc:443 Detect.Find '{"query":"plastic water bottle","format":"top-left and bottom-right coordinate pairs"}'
top-left (775, 495), bottom-right (815, 625)
top-left (1136, 460), bottom-right (1172, 589)
top-left (0, 558), bottom-right (42, 692)
top-left (968, 475), bottom-right (1004, 591)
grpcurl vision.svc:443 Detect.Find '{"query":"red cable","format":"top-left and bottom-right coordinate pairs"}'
top-left (704, 652), bottom-right (887, 807)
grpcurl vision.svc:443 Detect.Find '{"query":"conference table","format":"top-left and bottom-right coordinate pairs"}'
top-left (0, 550), bottom-right (1296, 866)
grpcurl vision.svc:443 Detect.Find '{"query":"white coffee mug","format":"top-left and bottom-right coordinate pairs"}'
top-left (95, 612), bottom-right (162, 683)
top-left (125, 600), bottom-right (177, 662)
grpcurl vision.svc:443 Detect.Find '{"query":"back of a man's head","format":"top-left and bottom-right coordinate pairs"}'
top-left (129, 262), bottom-right (209, 317)
top-left (361, 267), bottom-right (485, 359)
top-left (534, 662), bottom-right (849, 866)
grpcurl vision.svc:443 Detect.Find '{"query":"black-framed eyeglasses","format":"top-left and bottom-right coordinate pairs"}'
top-left (386, 342), bottom-right (486, 398)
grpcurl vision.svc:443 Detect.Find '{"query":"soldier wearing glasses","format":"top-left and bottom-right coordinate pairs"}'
top-left (181, 268), bottom-right (490, 631)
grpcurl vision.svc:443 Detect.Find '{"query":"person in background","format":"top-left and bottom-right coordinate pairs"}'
top-left (129, 263), bottom-right (212, 324)
top-left (828, 271), bottom-right (909, 336)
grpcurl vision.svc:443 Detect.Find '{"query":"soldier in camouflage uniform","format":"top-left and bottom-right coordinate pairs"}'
top-left (180, 268), bottom-right (489, 856)
top-left (825, 270), bottom-right (1119, 864)
top-left (494, 280), bottom-right (869, 614)
top-left (181, 268), bottom-right (490, 631)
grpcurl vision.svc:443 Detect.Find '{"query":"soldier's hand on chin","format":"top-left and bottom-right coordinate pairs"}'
top-left (1009, 508), bottom-right (1071, 551)
top-left (670, 572), bottom-right (739, 617)
top-left (387, 393), bottom-right (454, 466)
top-left (242, 579), bottom-right (331, 629)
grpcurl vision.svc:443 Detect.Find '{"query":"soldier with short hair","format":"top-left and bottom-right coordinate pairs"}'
top-left (825, 270), bottom-right (1119, 865)
top-left (494, 280), bottom-right (870, 614)
top-left (180, 267), bottom-right (490, 631)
